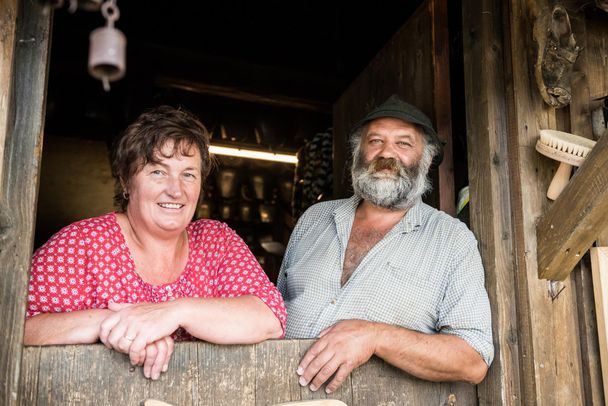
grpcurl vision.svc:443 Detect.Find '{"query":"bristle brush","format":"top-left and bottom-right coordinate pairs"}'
top-left (535, 129), bottom-right (596, 200)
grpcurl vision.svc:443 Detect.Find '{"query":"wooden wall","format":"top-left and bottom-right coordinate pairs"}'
top-left (464, 0), bottom-right (606, 404)
top-left (20, 340), bottom-right (476, 406)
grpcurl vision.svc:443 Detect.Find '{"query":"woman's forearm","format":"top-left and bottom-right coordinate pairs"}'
top-left (24, 309), bottom-right (113, 345)
top-left (177, 295), bottom-right (283, 344)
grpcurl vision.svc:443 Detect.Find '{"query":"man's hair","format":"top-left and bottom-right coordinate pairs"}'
top-left (111, 105), bottom-right (212, 211)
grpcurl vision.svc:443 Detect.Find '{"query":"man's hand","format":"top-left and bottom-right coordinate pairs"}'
top-left (297, 320), bottom-right (377, 393)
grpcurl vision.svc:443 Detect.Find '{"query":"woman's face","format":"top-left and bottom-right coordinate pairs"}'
top-left (126, 140), bottom-right (202, 235)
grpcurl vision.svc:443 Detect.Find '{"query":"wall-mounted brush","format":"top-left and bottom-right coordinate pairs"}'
top-left (535, 129), bottom-right (596, 200)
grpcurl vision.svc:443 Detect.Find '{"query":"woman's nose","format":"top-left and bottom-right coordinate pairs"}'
top-left (165, 176), bottom-right (183, 197)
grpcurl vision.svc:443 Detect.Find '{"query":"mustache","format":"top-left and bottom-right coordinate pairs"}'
top-left (368, 157), bottom-right (402, 173)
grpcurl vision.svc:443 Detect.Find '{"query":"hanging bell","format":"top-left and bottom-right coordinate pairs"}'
top-left (88, 1), bottom-right (126, 91)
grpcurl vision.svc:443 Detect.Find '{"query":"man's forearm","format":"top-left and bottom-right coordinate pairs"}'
top-left (24, 309), bottom-right (113, 345)
top-left (372, 322), bottom-right (488, 384)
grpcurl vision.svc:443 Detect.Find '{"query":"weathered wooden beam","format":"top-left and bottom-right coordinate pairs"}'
top-left (0, 0), bottom-right (17, 178)
top-left (591, 247), bottom-right (608, 405)
top-left (155, 77), bottom-right (332, 114)
top-left (431, 0), bottom-right (455, 216)
top-left (20, 341), bottom-right (477, 405)
top-left (462, 0), bottom-right (522, 404)
top-left (506, 0), bottom-right (586, 403)
top-left (0, 2), bottom-right (52, 405)
top-left (536, 133), bottom-right (608, 280)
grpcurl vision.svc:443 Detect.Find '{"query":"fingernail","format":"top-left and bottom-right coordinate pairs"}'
top-left (298, 376), bottom-right (307, 386)
top-left (296, 366), bottom-right (303, 375)
top-left (325, 388), bottom-right (332, 394)
top-left (309, 384), bottom-right (318, 392)
top-left (162, 364), bottom-right (168, 372)
top-left (153, 373), bottom-right (160, 380)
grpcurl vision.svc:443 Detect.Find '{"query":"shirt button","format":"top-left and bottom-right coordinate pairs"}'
top-left (330, 298), bottom-right (336, 305)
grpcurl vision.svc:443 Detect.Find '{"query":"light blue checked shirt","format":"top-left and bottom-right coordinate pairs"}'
top-left (277, 196), bottom-right (494, 365)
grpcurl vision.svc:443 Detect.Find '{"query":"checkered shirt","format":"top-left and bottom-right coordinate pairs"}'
top-left (277, 196), bottom-right (494, 365)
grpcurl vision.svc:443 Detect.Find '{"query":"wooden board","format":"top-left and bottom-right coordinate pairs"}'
top-left (0, 2), bottom-right (52, 406)
top-left (536, 132), bottom-right (608, 280)
top-left (502, 0), bottom-right (586, 403)
top-left (585, 9), bottom-right (608, 101)
top-left (332, 0), bottom-right (455, 214)
top-left (591, 247), bottom-right (608, 404)
top-left (461, 0), bottom-right (522, 404)
top-left (19, 340), bottom-right (477, 405)
top-left (0, 0), bottom-right (17, 178)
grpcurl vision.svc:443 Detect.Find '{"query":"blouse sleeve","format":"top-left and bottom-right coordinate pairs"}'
top-left (213, 223), bottom-right (287, 333)
top-left (27, 223), bottom-right (92, 318)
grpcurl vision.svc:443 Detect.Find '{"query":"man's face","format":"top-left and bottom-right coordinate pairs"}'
top-left (361, 117), bottom-right (425, 172)
top-left (351, 117), bottom-right (432, 210)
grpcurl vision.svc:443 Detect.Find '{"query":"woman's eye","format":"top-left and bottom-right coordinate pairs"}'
top-left (183, 173), bottom-right (197, 179)
top-left (151, 170), bottom-right (164, 175)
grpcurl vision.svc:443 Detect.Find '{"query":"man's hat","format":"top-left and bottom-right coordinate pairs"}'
top-left (351, 94), bottom-right (441, 147)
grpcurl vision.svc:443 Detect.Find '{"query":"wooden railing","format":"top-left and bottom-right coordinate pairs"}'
top-left (20, 340), bottom-right (475, 405)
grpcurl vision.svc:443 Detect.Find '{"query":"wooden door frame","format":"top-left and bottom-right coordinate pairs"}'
top-left (0, 1), bottom-right (52, 404)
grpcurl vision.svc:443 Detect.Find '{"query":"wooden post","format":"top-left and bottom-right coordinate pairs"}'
top-left (462, 0), bottom-right (521, 403)
top-left (590, 247), bottom-right (608, 404)
top-left (0, 1), bottom-right (52, 405)
top-left (501, 0), bottom-right (586, 403)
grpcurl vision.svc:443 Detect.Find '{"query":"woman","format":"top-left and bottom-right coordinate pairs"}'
top-left (25, 106), bottom-right (286, 380)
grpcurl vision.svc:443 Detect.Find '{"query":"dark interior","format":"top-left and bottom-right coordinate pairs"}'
top-left (39, 0), bottom-right (468, 281)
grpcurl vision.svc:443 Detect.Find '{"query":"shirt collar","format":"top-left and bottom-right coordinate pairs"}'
top-left (333, 195), bottom-right (432, 234)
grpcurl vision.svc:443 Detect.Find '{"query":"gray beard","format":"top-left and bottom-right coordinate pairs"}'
top-left (351, 156), bottom-right (430, 211)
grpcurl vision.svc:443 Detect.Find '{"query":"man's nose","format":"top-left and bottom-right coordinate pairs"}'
top-left (378, 142), bottom-right (398, 158)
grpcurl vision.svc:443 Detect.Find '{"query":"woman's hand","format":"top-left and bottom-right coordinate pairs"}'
top-left (99, 301), bottom-right (181, 365)
top-left (141, 336), bottom-right (175, 380)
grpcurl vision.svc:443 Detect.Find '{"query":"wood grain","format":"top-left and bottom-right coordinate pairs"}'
top-left (20, 341), bottom-right (476, 405)
top-left (536, 132), bottom-right (608, 280)
top-left (0, 2), bottom-right (52, 405)
top-left (462, 0), bottom-right (522, 404)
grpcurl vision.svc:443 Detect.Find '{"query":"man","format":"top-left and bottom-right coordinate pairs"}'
top-left (277, 95), bottom-right (493, 394)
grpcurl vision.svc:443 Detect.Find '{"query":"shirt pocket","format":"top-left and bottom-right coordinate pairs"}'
top-left (364, 262), bottom-right (438, 333)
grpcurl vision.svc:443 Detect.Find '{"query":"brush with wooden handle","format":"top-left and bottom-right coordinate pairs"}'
top-left (535, 129), bottom-right (596, 200)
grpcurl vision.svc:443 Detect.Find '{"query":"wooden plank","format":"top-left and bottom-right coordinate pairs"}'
top-left (254, 340), bottom-right (302, 404)
top-left (567, 10), bottom-right (606, 404)
top-left (0, 0), bottom-right (17, 179)
top-left (20, 341), bottom-right (477, 405)
top-left (431, 0), bottom-right (456, 216)
top-left (155, 77), bottom-right (332, 114)
top-left (585, 9), bottom-right (608, 101)
top-left (505, 0), bottom-right (585, 403)
top-left (461, 0), bottom-right (522, 404)
top-left (198, 342), bottom-right (256, 405)
top-left (536, 133), bottom-right (608, 280)
top-left (591, 247), bottom-right (608, 404)
top-left (0, 2), bottom-right (52, 405)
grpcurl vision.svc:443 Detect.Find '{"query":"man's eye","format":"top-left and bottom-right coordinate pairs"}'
top-left (369, 139), bottom-right (382, 144)
top-left (397, 142), bottom-right (412, 147)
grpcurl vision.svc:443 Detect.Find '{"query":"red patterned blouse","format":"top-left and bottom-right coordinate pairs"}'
top-left (27, 213), bottom-right (286, 334)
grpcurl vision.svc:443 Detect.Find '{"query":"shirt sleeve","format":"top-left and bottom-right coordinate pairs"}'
top-left (436, 239), bottom-right (494, 366)
top-left (27, 223), bottom-right (92, 318)
top-left (213, 223), bottom-right (287, 333)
